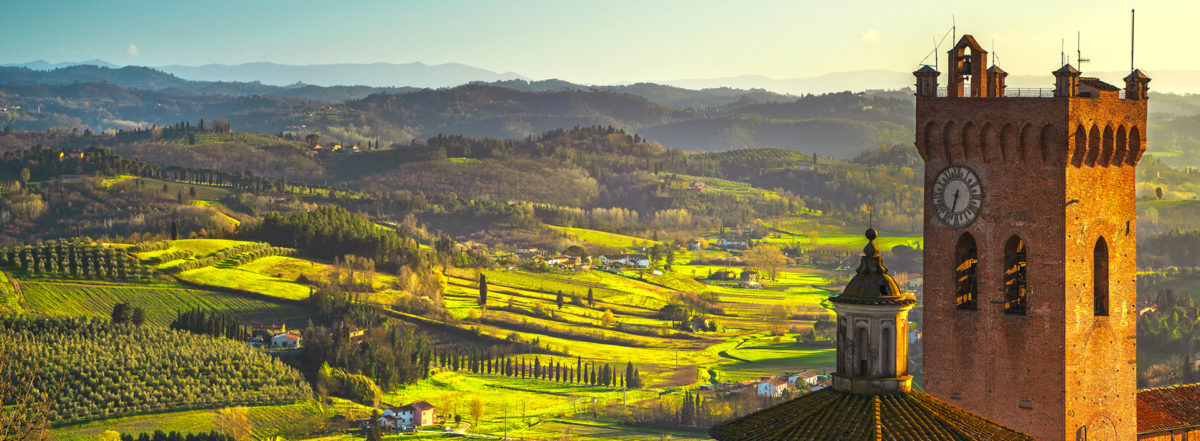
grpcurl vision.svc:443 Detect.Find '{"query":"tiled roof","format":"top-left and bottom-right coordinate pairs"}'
top-left (409, 400), bottom-right (435, 411)
top-left (709, 389), bottom-right (1034, 441)
top-left (1138, 383), bottom-right (1200, 434)
top-left (1079, 77), bottom-right (1120, 92)
top-left (1054, 64), bottom-right (1080, 75)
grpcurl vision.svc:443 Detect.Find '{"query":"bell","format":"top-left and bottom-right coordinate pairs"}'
top-left (960, 57), bottom-right (973, 76)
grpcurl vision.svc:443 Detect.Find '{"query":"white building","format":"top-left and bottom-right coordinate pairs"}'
top-left (755, 376), bottom-right (791, 397)
top-left (272, 332), bottom-right (301, 348)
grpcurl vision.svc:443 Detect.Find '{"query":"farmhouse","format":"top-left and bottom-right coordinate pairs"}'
top-left (755, 376), bottom-right (791, 397)
top-left (271, 332), bottom-right (301, 348)
top-left (717, 238), bottom-right (749, 249)
top-left (377, 401), bottom-right (436, 428)
top-left (408, 401), bottom-right (435, 426)
top-left (598, 254), bottom-right (649, 268)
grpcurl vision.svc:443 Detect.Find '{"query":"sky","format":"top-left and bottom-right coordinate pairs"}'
top-left (0, 0), bottom-right (1193, 84)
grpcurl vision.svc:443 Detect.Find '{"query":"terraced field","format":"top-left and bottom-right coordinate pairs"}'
top-left (21, 280), bottom-right (308, 327)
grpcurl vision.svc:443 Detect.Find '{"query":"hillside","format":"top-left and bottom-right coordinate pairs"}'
top-left (0, 65), bottom-right (419, 103)
top-left (0, 72), bottom-right (915, 155)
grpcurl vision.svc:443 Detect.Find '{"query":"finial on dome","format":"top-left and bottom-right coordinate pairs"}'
top-left (863, 231), bottom-right (880, 257)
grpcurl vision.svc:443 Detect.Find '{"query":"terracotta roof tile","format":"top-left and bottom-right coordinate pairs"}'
top-left (710, 389), bottom-right (1034, 441)
top-left (1138, 383), bottom-right (1200, 434)
top-left (1079, 77), bottom-right (1120, 92)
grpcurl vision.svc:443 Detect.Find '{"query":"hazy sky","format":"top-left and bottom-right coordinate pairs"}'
top-left (0, 0), bottom-right (1191, 84)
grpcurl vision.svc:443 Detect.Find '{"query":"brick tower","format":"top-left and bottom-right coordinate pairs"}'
top-left (915, 35), bottom-right (1149, 441)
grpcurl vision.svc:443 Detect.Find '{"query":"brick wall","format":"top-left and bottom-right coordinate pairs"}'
top-left (918, 94), bottom-right (1145, 441)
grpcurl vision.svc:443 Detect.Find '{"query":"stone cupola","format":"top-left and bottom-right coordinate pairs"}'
top-left (829, 228), bottom-right (918, 394)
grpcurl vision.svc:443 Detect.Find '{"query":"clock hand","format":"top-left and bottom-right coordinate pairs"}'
top-left (952, 189), bottom-right (960, 212)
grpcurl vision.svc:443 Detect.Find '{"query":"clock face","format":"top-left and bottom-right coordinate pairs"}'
top-left (931, 165), bottom-right (983, 228)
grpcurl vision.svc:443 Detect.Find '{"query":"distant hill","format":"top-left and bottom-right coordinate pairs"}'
top-left (0, 64), bottom-right (419, 103)
top-left (663, 70), bottom-right (916, 95)
top-left (3, 59), bottom-right (121, 70)
top-left (344, 84), bottom-right (688, 139)
top-left (0, 79), bottom-right (916, 156)
top-left (156, 61), bottom-right (526, 88)
top-left (478, 79), bottom-right (796, 110)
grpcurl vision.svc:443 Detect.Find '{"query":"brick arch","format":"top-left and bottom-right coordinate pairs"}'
top-left (1113, 126), bottom-right (1128, 167)
top-left (1100, 125), bottom-right (1115, 167)
top-left (1003, 235), bottom-right (1027, 314)
top-left (1000, 123), bottom-right (1018, 164)
top-left (1127, 125), bottom-right (1142, 165)
top-left (1071, 124), bottom-right (1087, 167)
top-left (1085, 125), bottom-right (1101, 167)
top-left (981, 123), bottom-right (1000, 163)
top-left (923, 121), bottom-right (942, 162)
top-left (1020, 124), bottom-right (1039, 165)
top-left (955, 232), bottom-right (978, 310)
top-left (1041, 124), bottom-right (1060, 166)
top-left (962, 122), bottom-right (982, 162)
top-left (944, 120), bottom-right (961, 162)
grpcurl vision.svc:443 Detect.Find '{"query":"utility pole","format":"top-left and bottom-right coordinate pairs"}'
top-left (504, 405), bottom-right (508, 440)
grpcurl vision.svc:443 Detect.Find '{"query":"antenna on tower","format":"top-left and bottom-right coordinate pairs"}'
top-left (1077, 32), bottom-right (1091, 67)
top-left (1061, 38), bottom-right (1066, 66)
top-left (952, 14), bottom-right (956, 45)
top-left (991, 39), bottom-right (997, 66)
top-left (933, 36), bottom-right (939, 70)
top-left (1131, 9), bottom-right (1136, 71)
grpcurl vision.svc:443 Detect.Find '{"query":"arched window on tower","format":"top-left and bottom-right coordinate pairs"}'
top-left (1004, 236), bottom-right (1027, 314)
top-left (836, 317), bottom-right (847, 375)
top-left (856, 326), bottom-right (870, 376)
top-left (1094, 237), bottom-right (1109, 316)
top-left (881, 326), bottom-right (894, 377)
top-left (956, 233), bottom-right (978, 309)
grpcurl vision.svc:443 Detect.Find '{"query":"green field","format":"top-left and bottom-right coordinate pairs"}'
top-left (41, 231), bottom-right (846, 439)
top-left (180, 266), bottom-right (312, 300)
top-left (382, 370), bottom-right (678, 438)
top-left (547, 225), bottom-right (652, 249)
top-left (0, 270), bottom-right (21, 313)
top-left (20, 280), bottom-right (308, 327)
top-left (709, 334), bottom-right (835, 383)
top-left (136, 239), bottom-right (317, 301)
